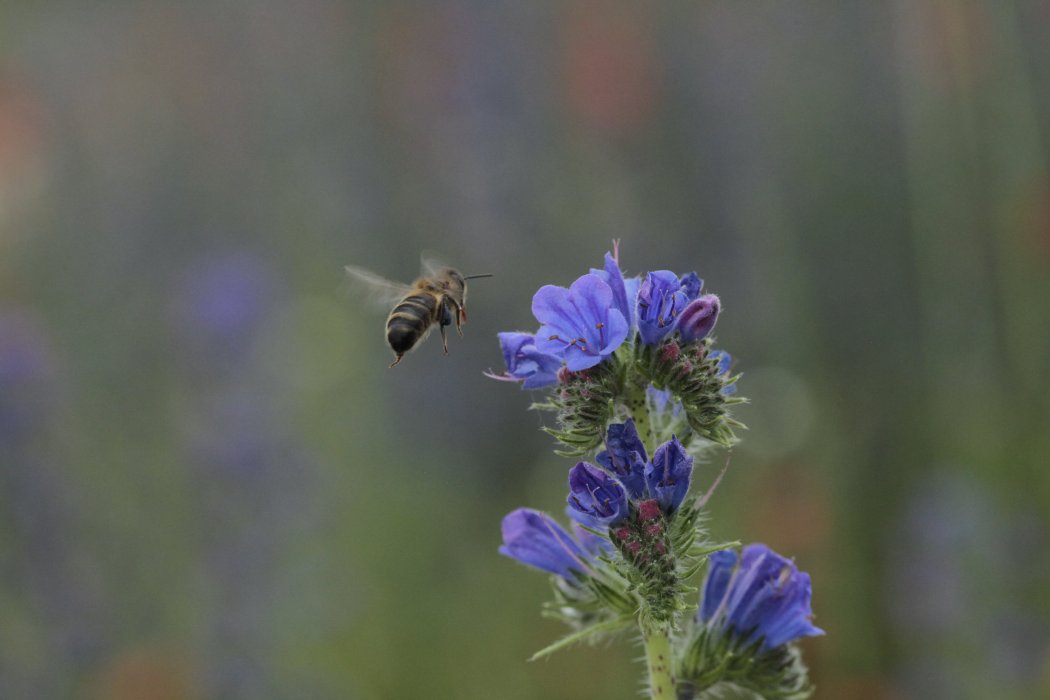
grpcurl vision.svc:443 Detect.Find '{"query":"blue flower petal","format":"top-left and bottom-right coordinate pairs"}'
top-left (533, 274), bottom-right (628, 370)
top-left (591, 251), bottom-right (635, 329)
top-left (492, 332), bottom-right (562, 389)
top-left (699, 549), bottom-right (739, 622)
top-left (499, 508), bottom-right (589, 578)
top-left (698, 543), bottom-right (824, 651)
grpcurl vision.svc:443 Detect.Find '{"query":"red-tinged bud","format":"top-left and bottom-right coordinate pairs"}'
top-left (615, 527), bottom-right (632, 541)
top-left (557, 366), bottom-right (572, 384)
top-left (659, 340), bottom-right (680, 363)
top-left (638, 499), bottom-right (662, 521)
top-left (627, 540), bottom-right (642, 554)
top-left (646, 523), bottom-right (663, 537)
top-left (654, 541), bottom-right (666, 555)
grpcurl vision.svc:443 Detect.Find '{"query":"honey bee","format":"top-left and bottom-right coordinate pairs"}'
top-left (344, 259), bottom-right (492, 367)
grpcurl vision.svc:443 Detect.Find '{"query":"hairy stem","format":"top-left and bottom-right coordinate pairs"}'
top-left (642, 622), bottom-right (676, 700)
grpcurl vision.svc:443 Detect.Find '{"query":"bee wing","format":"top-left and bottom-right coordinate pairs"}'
top-left (419, 251), bottom-right (452, 277)
top-left (343, 265), bottom-right (414, 309)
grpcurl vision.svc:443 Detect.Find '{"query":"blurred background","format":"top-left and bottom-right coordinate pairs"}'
top-left (1, 1), bottom-right (1049, 698)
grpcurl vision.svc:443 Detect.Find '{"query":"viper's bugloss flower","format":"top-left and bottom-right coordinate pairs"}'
top-left (487, 332), bottom-right (562, 389)
top-left (533, 274), bottom-right (629, 371)
top-left (699, 544), bottom-right (824, 652)
top-left (595, 420), bottom-right (648, 499)
top-left (500, 508), bottom-right (591, 578)
top-left (708, 349), bottom-right (737, 395)
top-left (637, 270), bottom-right (704, 346)
top-left (590, 250), bottom-right (639, 329)
top-left (676, 294), bottom-right (720, 344)
top-left (567, 462), bottom-right (630, 526)
top-left (644, 436), bottom-right (692, 514)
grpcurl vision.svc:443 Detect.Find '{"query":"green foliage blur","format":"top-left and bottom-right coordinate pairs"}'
top-left (2, 2), bottom-right (1049, 699)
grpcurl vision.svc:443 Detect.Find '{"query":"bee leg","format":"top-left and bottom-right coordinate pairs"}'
top-left (454, 303), bottom-right (466, 336)
top-left (440, 323), bottom-right (449, 354)
top-left (389, 354), bottom-right (404, 368)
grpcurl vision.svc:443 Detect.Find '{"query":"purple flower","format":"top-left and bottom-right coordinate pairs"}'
top-left (637, 270), bottom-right (703, 346)
top-left (486, 332), bottom-right (562, 389)
top-left (677, 294), bottom-right (720, 344)
top-left (567, 462), bottom-right (630, 526)
top-left (644, 436), bottom-right (693, 514)
top-left (595, 420), bottom-right (648, 499)
top-left (699, 544), bottom-right (824, 651)
top-left (499, 508), bottom-right (592, 578)
top-left (533, 274), bottom-right (629, 371)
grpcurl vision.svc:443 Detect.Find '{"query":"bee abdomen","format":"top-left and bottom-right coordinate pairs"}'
top-left (386, 294), bottom-right (437, 354)
top-left (386, 320), bottom-right (420, 354)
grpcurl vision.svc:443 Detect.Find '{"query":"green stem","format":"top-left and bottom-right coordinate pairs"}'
top-left (642, 622), bottom-right (676, 700)
top-left (625, 381), bottom-right (656, 454)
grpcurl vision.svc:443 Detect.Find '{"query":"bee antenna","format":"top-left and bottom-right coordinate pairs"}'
top-left (463, 273), bottom-right (494, 280)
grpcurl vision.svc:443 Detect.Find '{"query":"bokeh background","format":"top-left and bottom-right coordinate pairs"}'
top-left (2, 2), bottom-right (1049, 699)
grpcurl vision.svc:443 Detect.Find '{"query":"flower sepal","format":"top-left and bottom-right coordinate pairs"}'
top-left (674, 624), bottom-right (815, 700)
top-left (533, 539), bottom-right (640, 660)
top-left (635, 338), bottom-right (745, 448)
top-left (533, 357), bottom-right (627, 456)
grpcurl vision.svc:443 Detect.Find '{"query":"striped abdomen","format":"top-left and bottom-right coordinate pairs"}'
top-left (386, 293), bottom-right (439, 355)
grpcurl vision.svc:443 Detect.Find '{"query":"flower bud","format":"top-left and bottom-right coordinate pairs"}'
top-left (644, 436), bottom-right (693, 514)
top-left (675, 294), bottom-right (720, 344)
top-left (595, 420), bottom-right (648, 499)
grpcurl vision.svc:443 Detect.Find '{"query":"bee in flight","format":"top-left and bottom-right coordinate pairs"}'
top-left (344, 259), bottom-right (492, 367)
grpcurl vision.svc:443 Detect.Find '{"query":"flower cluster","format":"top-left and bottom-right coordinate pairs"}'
top-left (487, 245), bottom-right (742, 455)
top-left (502, 421), bottom-right (701, 628)
top-left (492, 245), bottom-right (820, 700)
top-left (569, 419), bottom-right (693, 517)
